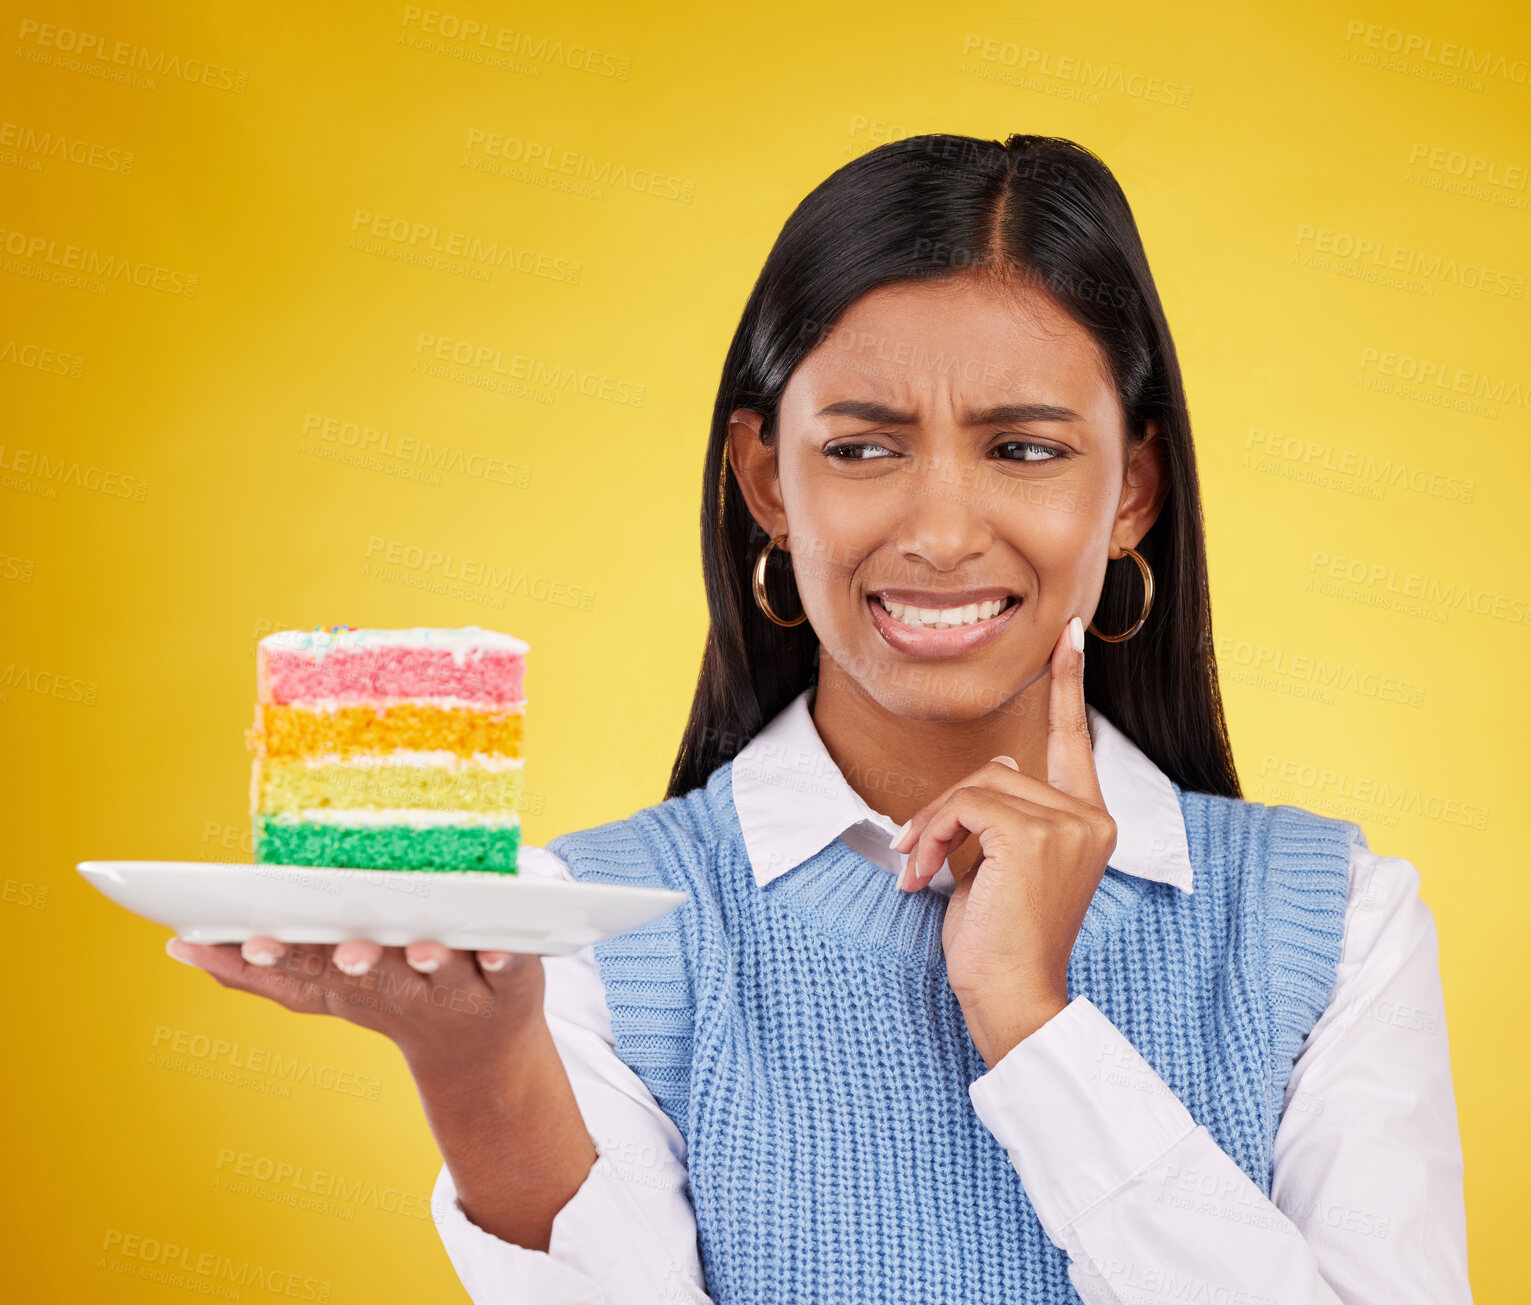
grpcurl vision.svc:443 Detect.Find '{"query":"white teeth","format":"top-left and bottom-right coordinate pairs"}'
top-left (877, 596), bottom-right (1013, 629)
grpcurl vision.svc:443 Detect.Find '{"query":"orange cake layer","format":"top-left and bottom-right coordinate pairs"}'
top-left (248, 701), bottom-right (524, 761)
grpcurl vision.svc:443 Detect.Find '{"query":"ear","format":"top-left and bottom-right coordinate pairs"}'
top-left (727, 408), bottom-right (789, 541)
top-left (1112, 417), bottom-right (1170, 554)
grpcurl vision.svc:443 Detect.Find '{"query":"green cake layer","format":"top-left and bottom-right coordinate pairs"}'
top-left (254, 816), bottom-right (521, 872)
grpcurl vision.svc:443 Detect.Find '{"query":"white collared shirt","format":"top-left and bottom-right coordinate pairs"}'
top-left (431, 689), bottom-right (1471, 1304)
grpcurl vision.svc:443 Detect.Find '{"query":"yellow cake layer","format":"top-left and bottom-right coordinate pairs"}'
top-left (253, 756), bottom-right (524, 815)
top-left (247, 701), bottom-right (523, 760)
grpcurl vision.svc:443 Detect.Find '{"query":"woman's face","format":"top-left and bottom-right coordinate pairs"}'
top-left (729, 273), bottom-right (1167, 723)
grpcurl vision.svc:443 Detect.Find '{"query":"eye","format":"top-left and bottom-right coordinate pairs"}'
top-left (993, 440), bottom-right (1066, 462)
top-left (827, 441), bottom-right (898, 460)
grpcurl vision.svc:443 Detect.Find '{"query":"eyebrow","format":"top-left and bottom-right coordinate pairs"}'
top-left (814, 399), bottom-right (1082, 424)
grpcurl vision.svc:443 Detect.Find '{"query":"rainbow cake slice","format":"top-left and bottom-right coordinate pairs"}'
top-left (246, 626), bottom-right (528, 873)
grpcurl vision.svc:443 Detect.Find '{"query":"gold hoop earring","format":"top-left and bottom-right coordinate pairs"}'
top-left (1087, 545), bottom-right (1154, 642)
top-left (752, 534), bottom-right (808, 628)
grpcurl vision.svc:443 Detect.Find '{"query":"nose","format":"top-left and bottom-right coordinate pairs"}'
top-left (894, 457), bottom-right (995, 572)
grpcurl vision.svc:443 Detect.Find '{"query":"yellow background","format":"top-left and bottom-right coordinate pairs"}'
top-left (4, 0), bottom-right (1526, 1297)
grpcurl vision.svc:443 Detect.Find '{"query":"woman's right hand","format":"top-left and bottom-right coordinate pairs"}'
top-left (164, 935), bottom-right (546, 1072)
top-left (167, 934), bottom-right (598, 1252)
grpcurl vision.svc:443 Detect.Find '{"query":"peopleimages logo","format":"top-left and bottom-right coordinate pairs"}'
top-left (0, 336), bottom-right (83, 378)
top-left (0, 443), bottom-right (148, 499)
top-left (100, 1229), bottom-right (330, 1301)
top-left (462, 129), bottom-right (695, 202)
top-left (1244, 427), bottom-right (1475, 504)
top-left (0, 226), bottom-right (198, 296)
top-left (1407, 142), bottom-right (1531, 193)
top-left (213, 1148), bottom-right (432, 1220)
top-left (148, 1025), bottom-right (384, 1099)
top-left (399, 7), bottom-right (631, 79)
top-left (1342, 19), bottom-right (1530, 87)
top-left (0, 120), bottom-right (134, 173)
top-left (363, 534), bottom-right (598, 612)
top-left (350, 209), bottom-right (580, 283)
top-left (411, 332), bottom-right (645, 407)
top-left (15, 19), bottom-right (249, 92)
top-left (1356, 346), bottom-right (1531, 414)
top-left (300, 413), bottom-right (530, 488)
top-left (1295, 223), bottom-right (1524, 299)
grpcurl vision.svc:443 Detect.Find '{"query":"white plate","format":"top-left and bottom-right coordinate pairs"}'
top-left (77, 859), bottom-right (687, 956)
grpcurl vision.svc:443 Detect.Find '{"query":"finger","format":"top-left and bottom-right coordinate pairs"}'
top-left (906, 788), bottom-right (989, 887)
top-left (413, 941), bottom-right (481, 986)
top-left (475, 949), bottom-right (544, 1000)
top-left (166, 935), bottom-right (207, 968)
top-left (241, 934), bottom-right (287, 967)
top-left (252, 942), bottom-right (341, 1003)
top-left (333, 939), bottom-right (384, 976)
top-left (165, 938), bottom-right (329, 1012)
top-left (404, 940), bottom-right (453, 974)
top-left (166, 936), bottom-right (233, 972)
top-left (910, 787), bottom-right (1056, 885)
top-left (1047, 615), bottom-right (1106, 806)
top-left (940, 867), bottom-right (974, 953)
top-left (415, 944), bottom-right (488, 1006)
top-left (892, 751), bottom-right (1096, 863)
top-left (368, 944), bottom-right (490, 1018)
top-left (906, 788), bottom-right (1056, 887)
top-left (891, 757), bottom-right (1031, 856)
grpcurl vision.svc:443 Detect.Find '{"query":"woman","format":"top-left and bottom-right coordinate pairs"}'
top-left (168, 133), bottom-right (1470, 1303)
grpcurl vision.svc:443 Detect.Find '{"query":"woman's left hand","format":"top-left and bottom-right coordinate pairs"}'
top-left (891, 615), bottom-right (1118, 1068)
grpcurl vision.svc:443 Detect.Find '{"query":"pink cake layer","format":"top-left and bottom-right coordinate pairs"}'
top-left (259, 647), bottom-right (525, 705)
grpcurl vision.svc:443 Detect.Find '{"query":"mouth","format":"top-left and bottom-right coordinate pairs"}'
top-left (866, 588), bottom-right (1022, 658)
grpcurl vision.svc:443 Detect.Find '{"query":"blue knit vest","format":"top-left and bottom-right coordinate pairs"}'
top-left (549, 761), bottom-right (1360, 1304)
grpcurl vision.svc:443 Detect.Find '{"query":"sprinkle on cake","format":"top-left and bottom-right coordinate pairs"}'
top-left (246, 626), bottom-right (527, 872)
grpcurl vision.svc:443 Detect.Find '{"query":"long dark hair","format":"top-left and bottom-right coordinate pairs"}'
top-left (666, 132), bottom-right (1240, 802)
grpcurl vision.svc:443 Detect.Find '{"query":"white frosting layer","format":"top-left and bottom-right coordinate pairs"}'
top-left (283, 750), bottom-right (525, 772)
top-left (260, 626), bottom-right (530, 660)
top-left (265, 808), bottom-right (522, 829)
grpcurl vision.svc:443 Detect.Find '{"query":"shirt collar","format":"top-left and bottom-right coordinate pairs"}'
top-left (730, 687), bottom-right (1194, 898)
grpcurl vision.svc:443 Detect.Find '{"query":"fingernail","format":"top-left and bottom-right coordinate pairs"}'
top-left (241, 941), bottom-right (279, 967)
top-left (334, 955), bottom-right (373, 977)
top-left (889, 819), bottom-right (913, 853)
top-left (1068, 615), bottom-right (1085, 652)
top-left (406, 954), bottom-right (440, 974)
top-left (165, 936), bottom-right (197, 967)
top-left (479, 953), bottom-right (508, 972)
top-left (992, 755), bottom-right (1020, 770)
top-left (895, 855), bottom-right (912, 891)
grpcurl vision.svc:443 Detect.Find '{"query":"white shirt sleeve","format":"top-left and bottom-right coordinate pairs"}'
top-left (966, 842), bottom-right (1471, 1304)
top-left (430, 845), bottom-right (714, 1305)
